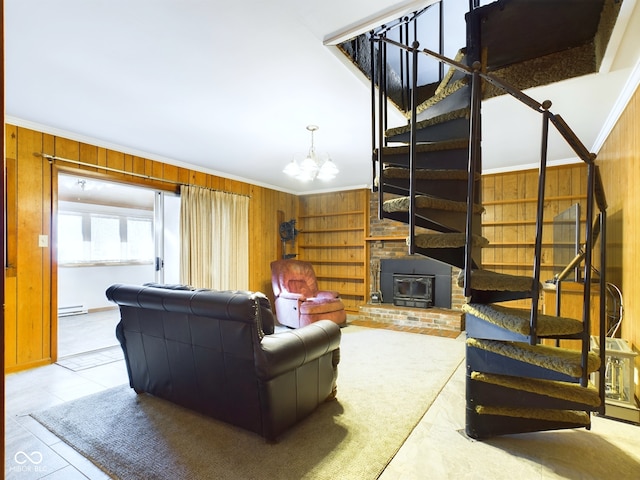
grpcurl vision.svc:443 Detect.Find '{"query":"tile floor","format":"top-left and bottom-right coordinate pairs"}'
top-left (57, 310), bottom-right (120, 358)
top-left (5, 315), bottom-right (640, 479)
top-left (5, 355), bottom-right (128, 479)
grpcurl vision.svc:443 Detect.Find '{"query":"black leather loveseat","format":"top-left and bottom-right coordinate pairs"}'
top-left (106, 283), bottom-right (341, 441)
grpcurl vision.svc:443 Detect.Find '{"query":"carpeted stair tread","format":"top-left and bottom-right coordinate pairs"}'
top-left (434, 49), bottom-right (466, 96)
top-left (467, 338), bottom-right (600, 378)
top-left (382, 167), bottom-right (477, 181)
top-left (408, 77), bottom-right (469, 118)
top-left (380, 138), bottom-right (468, 156)
top-left (475, 405), bottom-right (590, 425)
top-left (411, 233), bottom-right (489, 249)
top-left (462, 303), bottom-right (583, 337)
top-left (457, 269), bottom-right (537, 292)
top-left (383, 195), bottom-right (484, 214)
top-left (385, 108), bottom-right (470, 139)
top-left (470, 371), bottom-right (601, 408)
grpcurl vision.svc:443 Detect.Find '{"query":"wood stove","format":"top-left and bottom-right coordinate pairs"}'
top-left (392, 273), bottom-right (435, 308)
top-left (379, 258), bottom-right (451, 309)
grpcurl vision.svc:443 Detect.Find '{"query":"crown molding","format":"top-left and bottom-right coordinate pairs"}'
top-left (4, 115), bottom-right (303, 195)
top-left (323, 0), bottom-right (437, 45)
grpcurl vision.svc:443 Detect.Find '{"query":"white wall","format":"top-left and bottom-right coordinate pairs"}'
top-left (58, 264), bottom-right (155, 311)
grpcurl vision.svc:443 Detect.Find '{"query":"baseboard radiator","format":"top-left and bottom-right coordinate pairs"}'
top-left (58, 305), bottom-right (88, 317)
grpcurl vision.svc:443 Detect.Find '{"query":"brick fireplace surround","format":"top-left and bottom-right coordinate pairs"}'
top-left (355, 193), bottom-right (466, 337)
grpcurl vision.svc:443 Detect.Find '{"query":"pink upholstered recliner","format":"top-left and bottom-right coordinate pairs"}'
top-left (270, 259), bottom-right (347, 328)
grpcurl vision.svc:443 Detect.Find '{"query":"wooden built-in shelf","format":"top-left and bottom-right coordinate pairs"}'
top-left (483, 220), bottom-right (550, 227)
top-left (335, 290), bottom-right (366, 297)
top-left (305, 259), bottom-right (364, 265)
top-left (315, 274), bottom-right (364, 280)
top-left (482, 262), bottom-right (562, 268)
top-left (300, 244), bottom-right (363, 248)
top-left (298, 190), bottom-right (369, 313)
top-left (482, 194), bottom-right (587, 206)
top-left (483, 242), bottom-right (557, 247)
top-left (365, 236), bottom-right (406, 242)
top-left (299, 210), bottom-right (362, 218)
top-left (301, 227), bottom-right (364, 233)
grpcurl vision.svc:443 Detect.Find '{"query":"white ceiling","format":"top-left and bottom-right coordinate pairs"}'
top-left (5, 0), bottom-right (640, 195)
top-left (58, 173), bottom-right (156, 210)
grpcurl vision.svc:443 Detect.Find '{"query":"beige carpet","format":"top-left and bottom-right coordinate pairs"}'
top-left (31, 326), bottom-right (465, 480)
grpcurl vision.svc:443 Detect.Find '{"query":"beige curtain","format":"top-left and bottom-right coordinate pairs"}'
top-left (179, 185), bottom-right (249, 290)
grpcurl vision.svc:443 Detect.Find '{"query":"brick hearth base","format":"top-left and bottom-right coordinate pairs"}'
top-left (357, 303), bottom-right (464, 337)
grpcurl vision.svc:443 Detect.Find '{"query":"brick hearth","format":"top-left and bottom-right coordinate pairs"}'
top-left (363, 192), bottom-right (466, 338)
top-left (357, 303), bottom-right (464, 336)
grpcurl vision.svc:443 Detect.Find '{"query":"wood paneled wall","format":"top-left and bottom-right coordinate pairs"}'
top-left (297, 190), bottom-right (369, 313)
top-left (482, 164), bottom-right (589, 278)
top-left (4, 125), bottom-right (297, 372)
top-left (7, 81), bottom-right (640, 386)
top-left (596, 83), bottom-right (640, 400)
top-left (481, 164), bottom-right (590, 308)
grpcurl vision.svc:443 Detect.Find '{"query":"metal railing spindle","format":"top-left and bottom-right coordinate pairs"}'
top-left (409, 41), bottom-right (420, 255)
top-left (530, 107), bottom-right (552, 343)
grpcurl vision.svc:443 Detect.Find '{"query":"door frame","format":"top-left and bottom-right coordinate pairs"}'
top-left (52, 165), bottom-right (180, 360)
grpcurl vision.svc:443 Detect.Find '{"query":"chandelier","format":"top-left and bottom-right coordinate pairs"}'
top-left (283, 125), bottom-right (339, 182)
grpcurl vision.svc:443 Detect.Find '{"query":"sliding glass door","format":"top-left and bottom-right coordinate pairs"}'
top-left (57, 172), bottom-right (180, 357)
top-left (154, 191), bottom-right (181, 284)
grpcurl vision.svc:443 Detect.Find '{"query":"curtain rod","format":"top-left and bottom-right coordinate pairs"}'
top-left (36, 153), bottom-right (251, 198)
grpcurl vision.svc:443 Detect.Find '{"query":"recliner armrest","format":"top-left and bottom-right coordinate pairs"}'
top-left (315, 290), bottom-right (340, 299)
top-left (278, 291), bottom-right (306, 301)
top-left (256, 320), bottom-right (341, 380)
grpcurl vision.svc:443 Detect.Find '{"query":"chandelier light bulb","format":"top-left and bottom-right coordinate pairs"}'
top-left (283, 158), bottom-right (301, 177)
top-left (317, 157), bottom-right (339, 180)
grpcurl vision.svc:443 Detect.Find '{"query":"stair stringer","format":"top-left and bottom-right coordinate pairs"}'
top-left (468, 372), bottom-right (601, 412)
top-left (466, 343), bottom-right (582, 383)
top-left (465, 407), bottom-right (591, 440)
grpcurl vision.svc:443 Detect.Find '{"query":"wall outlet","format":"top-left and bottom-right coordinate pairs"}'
top-left (38, 235), bottom-right (48, 248)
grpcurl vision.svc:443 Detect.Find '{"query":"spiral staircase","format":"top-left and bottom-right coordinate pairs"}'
top-left (339, 0), bottom-right (619, 438)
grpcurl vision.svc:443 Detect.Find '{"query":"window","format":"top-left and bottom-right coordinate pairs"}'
top-left (58, 213), bottom-right (85, 264)
top-left (126, 217), bottom-right (154, 261)
top-left (90, 215), bottom-right (121, 261)
top-left (58, 210), bottom-right (153, 265)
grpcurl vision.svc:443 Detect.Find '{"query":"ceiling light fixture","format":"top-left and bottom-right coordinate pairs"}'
top-left (283, 125), bottom-right (339, 182)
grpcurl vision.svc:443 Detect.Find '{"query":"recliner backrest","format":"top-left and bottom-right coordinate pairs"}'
top-left (271, 259), bottom-right (319, 298)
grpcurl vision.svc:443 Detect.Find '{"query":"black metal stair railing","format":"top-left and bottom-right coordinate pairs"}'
top-left (370, 0), bottom-right (451, 208)
top-left (366, 1), bottom-right (488, 193)
top-left (371, 26), bottom-right (608, 410)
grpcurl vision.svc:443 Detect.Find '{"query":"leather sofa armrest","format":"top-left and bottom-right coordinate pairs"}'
top-left (256, 320), bottom-right (341, 380)
top-left (257, 293), bottom-right (275, 335)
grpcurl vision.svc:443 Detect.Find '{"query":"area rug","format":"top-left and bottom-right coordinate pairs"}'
top-left (31, 326), bottom-right (465, 480)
